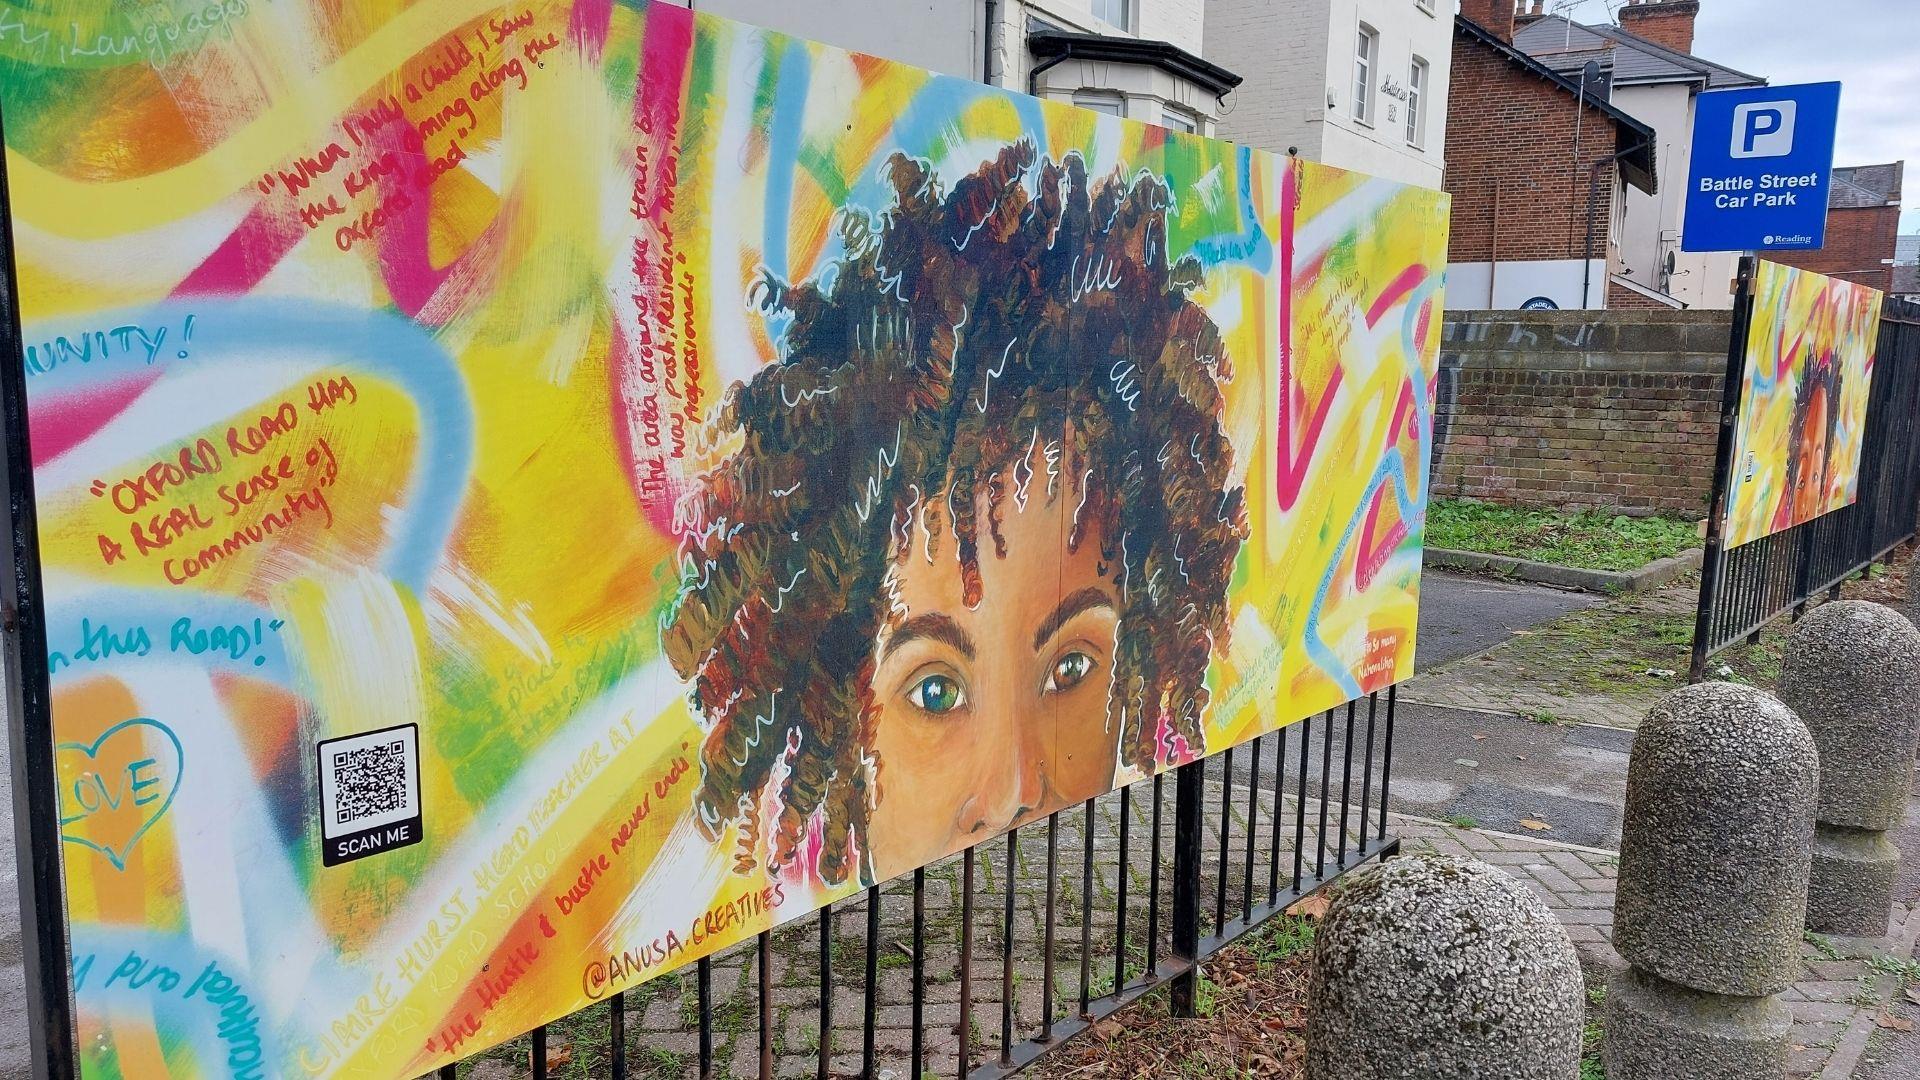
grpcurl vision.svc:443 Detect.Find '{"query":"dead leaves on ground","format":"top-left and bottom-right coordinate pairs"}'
top-left (1030, 933), bottom-right (1316, 1080)
top-left (1285, 893), bottom-right (1331, 920)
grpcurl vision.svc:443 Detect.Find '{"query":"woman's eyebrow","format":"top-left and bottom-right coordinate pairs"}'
top-left (880, 613), bottom-right (976, 662)
top-left (1033, 587), bottom-right (1117, 653)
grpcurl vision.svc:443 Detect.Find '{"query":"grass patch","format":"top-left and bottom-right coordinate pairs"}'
top-left (1581, 983), bottom-right (1606, 1080)
top-left (1246, 915), bottom-right (1317, 970)
top-left (1427, 499), bottom-right (1699, 572)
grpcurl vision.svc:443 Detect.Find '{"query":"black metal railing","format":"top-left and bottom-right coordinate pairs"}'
top-left (436, 689), bottom-right (1400, 1079)
top-left (1690, 278), bottom-right (1920, 678)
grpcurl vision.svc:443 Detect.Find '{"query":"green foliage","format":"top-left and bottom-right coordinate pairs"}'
top-left (1581, 982), bottom-right (1607, 1080)
top-left (1194, 971), bottom-right (1220, 1018)
top-left (1446, 814), bottom-right (1481, 830)
top-left (1805, 932), bottom-right (1846, 962)
top-left (1246, 914), bottom-right (1317, 969)
top-left (1426, 499), bottom-right (1700, 572)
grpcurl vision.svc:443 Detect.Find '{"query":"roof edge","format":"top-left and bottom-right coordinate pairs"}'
top-left (1454, 15), bottom-right (1658, 194)
top-left (1026, 30), bottom-right (1242, 98)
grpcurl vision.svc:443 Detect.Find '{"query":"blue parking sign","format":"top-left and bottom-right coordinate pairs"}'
top-left (1682, 82), bottom-right (1841, 253)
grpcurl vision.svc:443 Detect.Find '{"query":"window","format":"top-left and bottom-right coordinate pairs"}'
top-left (1074, 92), bottom-right (1124, 117)
top-left (1406, 57), bottom-right (1428, 147)
top-left (1091, 0), bottom-right (1130, 31)
top-left (1353, 24), bottom-right (1378, 125)
top-left (1162, 107), bottom-right (1197, 134)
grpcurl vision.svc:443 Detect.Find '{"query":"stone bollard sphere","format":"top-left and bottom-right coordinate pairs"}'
top-left (1780, 600), bottom-right (1920, 936)
top-left (1613, 682), bottom-right (1818, 996)
top-left (1779, 600), bottom-right (1920, 829)
top-left (1306, 853), bottom-right (1585, 1080)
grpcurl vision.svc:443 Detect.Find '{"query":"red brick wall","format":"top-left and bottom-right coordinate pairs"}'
top-left (1766, 205), bottom-right (1901, 293)
top-left (1445, 33), bottom-right (1624, 266)
top-left (1607, 280), bottom-right (1674, 310)
top-left (1433, 310), bottom-right (1734, 516)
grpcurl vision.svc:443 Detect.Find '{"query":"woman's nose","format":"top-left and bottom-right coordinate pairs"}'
top-left (973, 714), bottom-right (1050, 834)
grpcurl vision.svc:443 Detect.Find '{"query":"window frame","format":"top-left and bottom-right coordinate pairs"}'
top-left (1162, 106), bottom-right (1198, 135)
top-left (1406, 56), bottom-right (1428, 147)
top-left (1091, 0), bottom-right (1131, 32)
top-left (1073, 91), bottom-right (1125, 118)
top-left (1353, 23), bottom-right (1378, 126)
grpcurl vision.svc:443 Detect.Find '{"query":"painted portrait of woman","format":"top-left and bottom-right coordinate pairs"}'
top-left (1785, 354), bottom-right (1843, 527)
top-left (663, 141), bottom-right (1249, 886)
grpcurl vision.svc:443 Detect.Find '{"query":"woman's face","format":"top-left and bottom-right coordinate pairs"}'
top-left (864, 462), bottom-right (1123, 873)
top-left (1793, 383), bottom-right (1830, 520)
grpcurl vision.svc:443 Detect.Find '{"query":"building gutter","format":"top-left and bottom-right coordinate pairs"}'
top-left (1585, 136), bottom-right (1652, 308)
top-left (1025, 30), bottom-right (1242, 99)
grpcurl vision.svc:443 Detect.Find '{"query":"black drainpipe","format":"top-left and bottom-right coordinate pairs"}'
top-left (982, 0), bottom-right (996, 85)
top-left (1028, 44), bottom-right (1073, 98)
top-left (1584, 138), bottom-right (1648, 308)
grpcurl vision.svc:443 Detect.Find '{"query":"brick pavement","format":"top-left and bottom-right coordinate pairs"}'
top-left (1398, 816), bottom-right (1920, 1080)
top-left (467, 763), bottom-right (1920, 1080)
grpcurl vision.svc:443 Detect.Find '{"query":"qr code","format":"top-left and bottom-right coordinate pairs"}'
top-left (331, 740), bottom-right (409, 825)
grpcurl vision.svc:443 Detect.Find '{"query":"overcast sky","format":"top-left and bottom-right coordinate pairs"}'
top-left (1551, 0), bottom-right (1920, 231)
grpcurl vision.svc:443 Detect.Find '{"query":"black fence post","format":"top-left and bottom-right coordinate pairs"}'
top-left (0, 145), bottom-right (77, 1079)
top-left (1167, 758), bottom-right (1203, 1017)
top-left (1690, 254), bottom-right (1759, 682)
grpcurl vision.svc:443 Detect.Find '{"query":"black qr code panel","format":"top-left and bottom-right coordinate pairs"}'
top-left (331, 740), bottom-right (409, 824)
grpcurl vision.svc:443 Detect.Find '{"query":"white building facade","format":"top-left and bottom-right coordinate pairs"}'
top-left (1206, 0), bottom-right (1454, 189)
top-left (688, 0), bottom-right (1236, 136)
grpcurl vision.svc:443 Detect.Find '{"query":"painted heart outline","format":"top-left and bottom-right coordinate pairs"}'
top-left (57, 717), bottom-right (184, 872)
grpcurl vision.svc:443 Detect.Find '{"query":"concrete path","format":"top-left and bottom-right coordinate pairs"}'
top-left (1397, 570), bottom-right (1629, 849)
top-left (1385, 703), bottom-right (1629, 850)
top-left (1413, 569), bottom-right (1601, 670)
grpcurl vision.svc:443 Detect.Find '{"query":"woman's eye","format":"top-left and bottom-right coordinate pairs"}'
top-left (1046, 651), bottom-right (1096, 694)
top-left (907, 673), bottom-right (966, 714)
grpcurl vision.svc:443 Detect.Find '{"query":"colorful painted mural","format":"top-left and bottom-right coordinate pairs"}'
top-left (1725, 261), bottom-right (1883, 548)
top-left (1, 0), bottom-right (1448, 1074)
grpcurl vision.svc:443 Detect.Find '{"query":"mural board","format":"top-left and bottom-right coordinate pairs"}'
top-left (1725, 261), bottom-right (1883, 548)
top-left (0, 0), bottom-right (1449, 1074)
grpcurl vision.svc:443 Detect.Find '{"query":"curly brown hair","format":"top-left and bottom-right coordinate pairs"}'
top-left (662, 142), bottom-right (1249, 885)
top-left (1786, 353), bottom-right (1844, 503)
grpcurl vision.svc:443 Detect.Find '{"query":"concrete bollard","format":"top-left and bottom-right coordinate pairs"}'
top-left (1779, 599), bottom-right (1920, 937)
top-left (1306, 852), bottom-right (1585, 1080)
top-left (1605, 682), bottom-right (1818, 1080)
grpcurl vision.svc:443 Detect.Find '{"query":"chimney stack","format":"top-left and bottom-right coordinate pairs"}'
top-left (1515, 0), bottom-right (1547, 28)
top-left (1618, 0), bottom-right (1701, 55)
top-left (1460, 0), bottom-right (1520, 42)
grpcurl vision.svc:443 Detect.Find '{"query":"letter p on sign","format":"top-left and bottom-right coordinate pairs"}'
top-left (1732, 101), bottom-right (1796, 158)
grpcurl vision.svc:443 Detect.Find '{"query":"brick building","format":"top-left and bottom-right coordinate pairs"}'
top-left (1767, 163), bottom-right (1905, 293)
top-left (1512, 0), bottom-right (1762, 310)
top-left (1445, 3), bottom-right (1657, 309)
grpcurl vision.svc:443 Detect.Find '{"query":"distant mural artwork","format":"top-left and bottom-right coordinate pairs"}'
top-left (1, 0), bottom-right (1449, 1074)
top-left (1725, 261), bottom-right (1884, 548)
